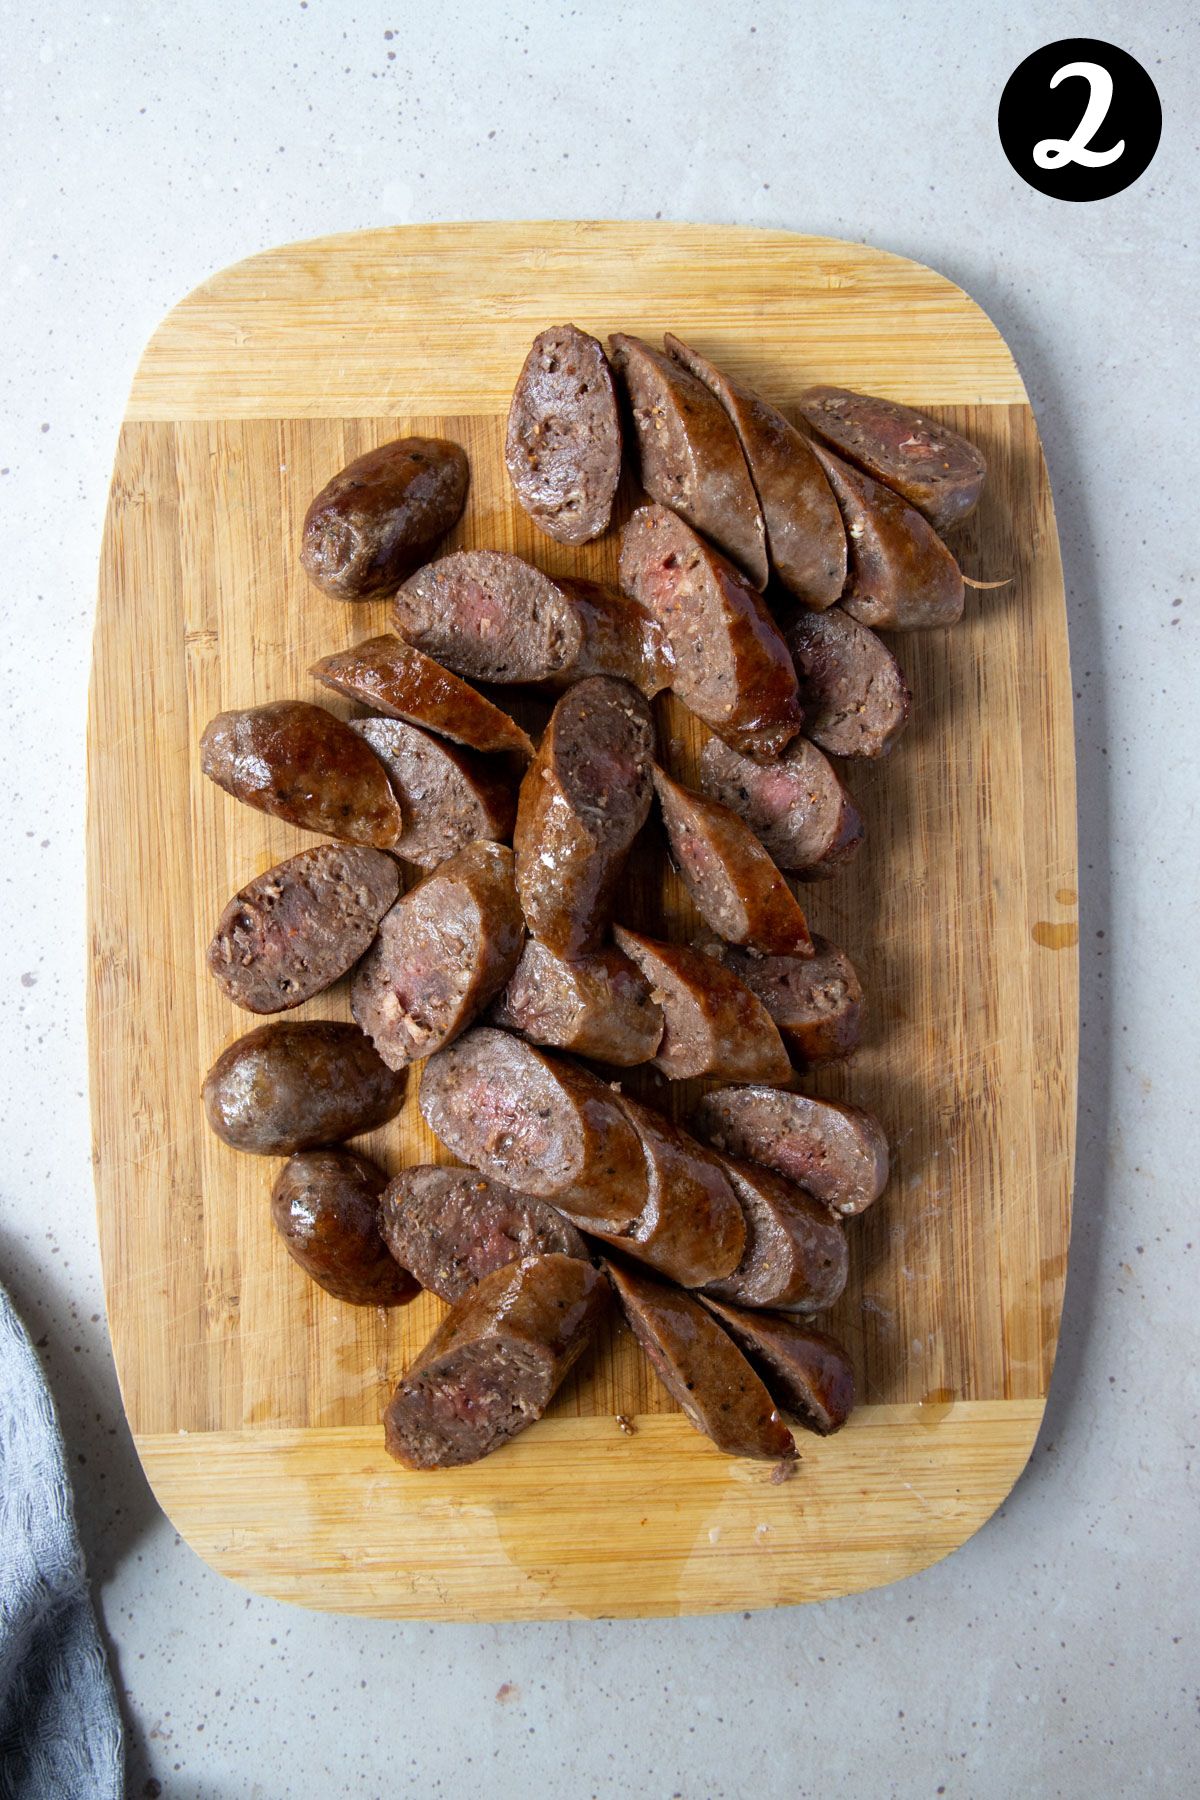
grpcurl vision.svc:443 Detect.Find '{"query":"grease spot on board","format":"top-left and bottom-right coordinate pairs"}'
top-left (1054, 887), bottom-right (1077, 905)
top-left (918, 1387), bottom-right (956, 1426)
top-left (1032, 920), bottom-right (1078, 950)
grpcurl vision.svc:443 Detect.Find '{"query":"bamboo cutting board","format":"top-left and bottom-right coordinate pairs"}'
top-left (87, 222), bottom-right (1077, 1619)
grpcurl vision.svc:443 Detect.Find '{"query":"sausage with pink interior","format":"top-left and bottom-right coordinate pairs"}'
top-left (698, 934), bottom-right (864, 1069)
top-left (612, 926), bottom-right (791, 1084)
top-left (349, 717), bottom-right (515, 871)
top-left (490, 939), bottom-right (664, 1066)
top-left (698, 733), bottom-right (863, 880)
top-left (700, 1296), bottom-right (855, 1434)
top-left (691, 1085), bottom-right (890, 1217)
top-left (798, 385), bottom-right (985, 533)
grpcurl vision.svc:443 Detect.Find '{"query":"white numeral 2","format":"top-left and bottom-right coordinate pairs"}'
top-left (1033, 61), bottom-right (1125, 170)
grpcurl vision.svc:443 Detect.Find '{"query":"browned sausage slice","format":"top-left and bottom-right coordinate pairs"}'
top-left (809, 443), bottom-right (964, 631)
top-left (702, 1153), bottom-right (848, 1312)
top-left (384, 1254), bottom-right (608, 1469)
top-left (271, 1149), bottom-right (418, 1306)
top-left (505, 324), bottom-right (622, 544)
top-left (584, 1097), bottom-right (746, 1287)
top-left (300, 436), bottom-right (469, 602)
top-left (663, 335), bottom-right (846, 609)
top-left (698, 733), bottom-right (863, 879)
top-left (378, 1165), bottom-right (586, 1303)
top-left (612, 927), bottom-right (791, 1084)
top-left (608, 334), bottom-right (767, 586)
top-left (786, 606), bottom-right (911, 760)
top-left (798, 386), bottom-right (985, 533)
top-left (349, 717), bottom-right (515, 871)
top-left (393, 550), bottom-right (671, 695)
top-left (698, 934), bottom-right (864, 1069)
top-left (200, 701), bottom-right (404, 849)
top-left (604, 1259), bottom-right (796, 1463)
top-left (418, 1027), bottom-right (648, 1231)
top-left (202, 1020), bottom-right (406, 1155)
top-left (207, 843), bottom-right (401, 1014)
top-left (311, 634), bottom-right (533, 757)
top-left (699, 1297), bottom-right (855, 1434)
top-left (692, 1085), bottom-right (890, 1217)
top-left (619, 504), bottom-right (801, 762)
top-left (514, 677), bottom-right (654, 958)
top-left (351, 841), bottom-right (524, 1069)
top-left (652, 766), bottom-right (814, 957)
top-left (490, 939), bottom-right (664, 1066)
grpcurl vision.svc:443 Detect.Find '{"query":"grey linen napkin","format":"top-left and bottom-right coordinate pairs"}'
top-left (0, 1283), bottom-right (122, 1799)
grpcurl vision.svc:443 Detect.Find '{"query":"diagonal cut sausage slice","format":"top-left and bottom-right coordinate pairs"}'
top-left (664, 334), bottom-right (846, 609)
top-left (349, 716), bottom-right (515, 871)
top-left (604, 1259), bottom-right (796, 1463)
top-left (311, 633), bottom-right (533, 757)
top-left (697, 935), bottom-right (864, 1069)
top-left (809, 443), bottom-right (964, 631)
top-left (505, 324), bottom-right (623, 544)
top-left (701, 1153), bottom-right (848, 1313)
top-left (691, 1085), bottom-right (890, 1218)
top-left (798, 385), bottom-right (985, 533)
top-left (652, 766), bottom-right (814, 957)
top-left (698, 733), bottom-right (863, 880)
top-left (699, 1296), bottom-right (855, 1434)
top-left (613, 927), bottom-right (791, 1084)
top-left (378, 1166), bottom-right (586, 1303)
top-left (490, 939), bottom-right (664, 1066)
top-left (384, 1253), bottom-right (608, 1469)
top-left (786, 606), bottom-right (910, 760)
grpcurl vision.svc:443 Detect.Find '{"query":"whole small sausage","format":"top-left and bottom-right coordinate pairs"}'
top-left (349, 717), bottom-right (515, 871)
top-left (663, 335), bottom-right (846, 609)
top-left (619, 504), bottom-right (802, 762)
top-left (384, 1253), bottom-right (608, 1469)
top-left (514, 677), bottom-right (654, 958)
top-left (311, 634), bottom-right (533, 758)
top-left (378, 1165), bottom-right (586, 1303)
top-left (699, 1297), bottom-right (855, 1434)
top-left (585, 1096), bottom-right (746, 1288)
top-left (652, 765), bottom-right (814, 957)
top-left (270, 1148), bottom-right (418, 1306)
top-left (200, 701), bottom-right (404, 849)
top-left (691, 1085), bottom-right (890, 1218)
top-left (702, 1153), bottom-right (848, 1313)
top-left (808, 443), bottom-right (964, 631)
top-left (797, 385), bottom-right (986, 533)
top-left (418, 1027), bottom-right (649, 1231)
top-left (202, 1020), bottom-right (406, 1155)
top-left (612, 926), bottom-right (791, 1084)
top-left (608, 333), bottom-right (767, 587)
top-left (786, 606), bottom-right (911, 760)
top-left (206, 842), bottom-right (401, 1014)
top-left (698, 733), bottom-right (863, 880)
top-left (351, 840), bottom-right (525, 1069)
top-left (604, 1258), bottom-right (796, 1463)
top-left (393, 550), bottom-right (671, 696)
top-left (505, 324), bottom-right (623, 544)
top-left (489, 939), bottom-right (664, 1067)
top-left (698, 934), bottom-right (864, 1069)
top-left (300, 436), bottom-right (468, 602)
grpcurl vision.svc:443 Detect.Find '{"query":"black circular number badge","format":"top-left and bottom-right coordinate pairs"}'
top-left (998, 38), bottom-right (1161, 201)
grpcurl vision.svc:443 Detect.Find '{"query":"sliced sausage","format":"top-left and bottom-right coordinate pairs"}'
top-left (393, 550), bottom-right (671, 695)
top-left (604, 1259), bottom-right (795, 1463)
top-left (378, 1165), bottom-right (585, 1303)
top-left (585, 1097), bottom-right (746, 1287)
top-left (808, 443), bottom-right (964, 631)
top-left (691, 1085), bottom-right (889, 1217)
top-left (505, 324), bottom-right (622, 544)
top-left (202, 1020), bottom-right (406, 1155)
top-left (350, 841), bottom-right (524, 1069)
top-left (786, 606), bottom-right (910, 760)
top-left (311, 634), bottom-right (532, 757)
top-left (619, 504), bottom-right (801, 762)
top-left (271, 1148), bottom-right (418, 1306)
top-left (300, 436), bottom-right (468, 602)
top-left (612, 927), bottom-right (791, 1084)
top-left (798, 385), bottom-right (985, 533)
top-left (418, 1027), bottom-right (648, 1231)
top-left (384, 1253), bottom-right (608, 1469)
top-left (348, 717), bottom-right (515, 871)
top-left (702, 1153), bottom-right (848, 1313)
top-left (698, 934), bottom-right (864, 1069)
top-left (663, 334), bottom-right (846, 609)
top-left (490, 939), bottom-right (663, 1067)
top-left (608, 333), bottom-right (767, 586)
top-left (698, 733), bottom-right (863, 880)
top-left (514, 677), bottom-right (654, 958)
top-left (699, 1297), bottom-right (855, 1434)
top-left (200, 701), bottom-right (404, 850)
top-left (652, 766), bottom-right (814, 957)
top-left (207, 843), bottom-right (401, 1014)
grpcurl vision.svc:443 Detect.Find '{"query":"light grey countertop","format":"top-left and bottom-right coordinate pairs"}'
top-left (1, 3), bottom-right (1196, 1794)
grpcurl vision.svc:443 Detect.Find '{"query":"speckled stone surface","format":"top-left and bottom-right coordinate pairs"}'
top-left (1, 3), bottom-right (1197, 1794)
